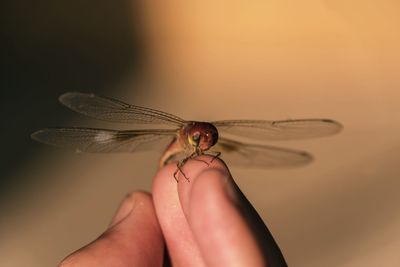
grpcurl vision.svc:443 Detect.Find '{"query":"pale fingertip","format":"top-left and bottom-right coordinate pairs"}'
top-left (176, 155), bottom-right (233, 216)
top-left (109, 192), bottom-right (137, 228)
top-left (60, 191), bottom-right (164, 267)
top-left (152, 162), bottom-right (208, 266)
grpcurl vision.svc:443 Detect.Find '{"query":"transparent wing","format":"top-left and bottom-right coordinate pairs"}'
top-left (59, 92), bottom-right (186, 126)
top-left (212, 119), bottom-right (342, 141)
top-left (212, 137), bottom-right (312, 168)
top-left (31, 128), bottom-right (177, 153)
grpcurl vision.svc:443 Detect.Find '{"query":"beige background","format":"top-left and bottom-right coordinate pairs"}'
top-left (1, 1), bottom-right (400, 266)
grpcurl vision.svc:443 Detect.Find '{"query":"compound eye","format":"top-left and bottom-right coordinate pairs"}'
top-left (192, 132), bottom-right (201, 142)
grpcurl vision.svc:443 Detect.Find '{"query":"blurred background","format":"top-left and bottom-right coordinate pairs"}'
top-left (1, 1), bottom-right (399, 266)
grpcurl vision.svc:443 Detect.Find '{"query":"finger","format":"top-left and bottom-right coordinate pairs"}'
top-left (60, 192), bottom-right (164, 267)
top-left (152, 163), bottom-right (208, 267)
top-left (177, 155), bottom-right (287, 267)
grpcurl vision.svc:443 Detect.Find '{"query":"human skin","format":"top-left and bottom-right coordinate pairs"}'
top-left (59, 155), bottom-right (287, 267)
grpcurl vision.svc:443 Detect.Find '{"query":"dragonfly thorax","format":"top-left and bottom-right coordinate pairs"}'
top-left (185, 122), bottom-right (219, 152)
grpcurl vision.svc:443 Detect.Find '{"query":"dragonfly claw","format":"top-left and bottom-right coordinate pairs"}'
top-left (174, 160), bottom-right (191, 183)
top-left (210, 151), bottom-right (221, 163)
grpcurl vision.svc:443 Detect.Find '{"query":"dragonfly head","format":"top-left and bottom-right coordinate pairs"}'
top-left (187, 122), bottom-right (219, 151)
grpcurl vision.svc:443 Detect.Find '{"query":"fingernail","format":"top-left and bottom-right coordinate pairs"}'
top-left (109, 192), bottom-right (137, 228)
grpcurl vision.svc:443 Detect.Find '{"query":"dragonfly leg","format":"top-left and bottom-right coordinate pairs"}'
top-left (174, 158), bottom-right (191, 182)
top-left (172, 151), bottom-right (220, 182)
top-left (190, 152), bottom-right (210, 166)
top-left (173, 168), bottom-right (180, 182)
top-left (189, 151), bottom-right (210, 167)
top-left (189, 151), bottom-right (221, 166)
top-left (196, 151), bottom-right (221, 163)
top-left (209, 151), bottom-right (221, 163)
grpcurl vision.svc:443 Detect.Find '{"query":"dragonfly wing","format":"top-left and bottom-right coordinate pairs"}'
top-left (213, 119), bottom-right (342, 141)
top-left (31, 128), bottom-right (177, 153)
top-left (212, 138), bottom-right (312, 168)
top-left (59, 92), bottom-right (186, 126)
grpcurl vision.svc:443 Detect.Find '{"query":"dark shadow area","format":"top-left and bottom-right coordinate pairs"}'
top-left (0, 1), bottom-right (146, 196)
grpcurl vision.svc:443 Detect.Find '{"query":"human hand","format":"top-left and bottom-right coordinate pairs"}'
top-left (60, 155), bottom-right (287, 267)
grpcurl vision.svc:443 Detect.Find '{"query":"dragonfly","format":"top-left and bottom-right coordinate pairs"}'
top-left (31, 92), bottom-right (342, 181)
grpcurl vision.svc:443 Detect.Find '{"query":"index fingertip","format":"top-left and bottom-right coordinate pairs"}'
top-left (176, 155), bottom-right (233, 216)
